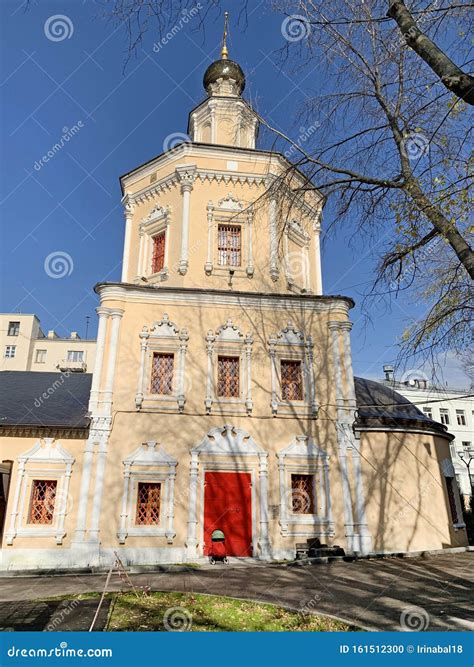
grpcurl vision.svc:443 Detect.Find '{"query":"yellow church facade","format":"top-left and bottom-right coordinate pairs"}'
top-left (0, 38), bottom-right (467, 570)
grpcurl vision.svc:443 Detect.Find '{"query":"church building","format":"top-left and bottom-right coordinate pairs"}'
top-left (0, 24), bottom-right (467, 570)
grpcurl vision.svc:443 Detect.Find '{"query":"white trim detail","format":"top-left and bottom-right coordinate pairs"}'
top-left (118, 441), bottom-right (178, 544)
top-left (268, 323), bottom-right (318, 417)
top-left (5, 438), bottom-right (75, 546)
top-left (277, 435), bottom-right (334, 537)
top-left (204, 320), bottom-right (253, 415)
top-left (135, 313), bottom-right (189, 413)
top-left (185, 425), bottom-right (270, 560)
top-left (136, 204), bottom-right (171, 282)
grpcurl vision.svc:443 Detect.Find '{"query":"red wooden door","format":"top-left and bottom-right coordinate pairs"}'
top-left (204, 472), bottom-right (252, 557)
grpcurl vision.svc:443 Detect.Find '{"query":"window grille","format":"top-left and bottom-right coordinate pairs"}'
top-left (135, 482), bottom-right (161, 525)
top-left (152, 232), bottom-right (166, 273)
top-left (291, 474), bottom-right (315, 514)
top-left (218, 225), bottom-right (241, 266)
top-left (28, 480), bottom-right (57, 525)
top-left (281, 360), bottom-right (303, 400)
top-left (151, 353), bottom-right (174, 394)
top-left (217, 356), bottom-right (240, 398)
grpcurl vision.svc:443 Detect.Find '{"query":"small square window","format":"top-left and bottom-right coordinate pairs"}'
top-left (67, 350), bottom-right (84, 362)
top-left (439, 409), bottom-right (450, 426)
top-left (4, 345), bottom-right (16, 358)
top-left (151, 352), bottom-right (174, 395)
top-left (281, 360), bottom-right (303, 401)
top-left (291, 474), bottom-right (315, 514)
top-left (151, 232), bottom-right (166, 273)
top-left (35, 349), bottom-right (47, 363)
top-left (456, 410), bottom-right (466, 426)
top-left (422, 407), bottom-right (433, 419)
top-left (462, 441), bottom-right (471, 450)
top-left (218, 224), bottom-right (241, 267)
top-left (7, 321), bottom-right (20, 336)
top-left (135, 482), bottom-right (161, 525)
top-left (217, 356), bottom-right (240, 398)
top-left (28, 480), bottom-right (57, 525)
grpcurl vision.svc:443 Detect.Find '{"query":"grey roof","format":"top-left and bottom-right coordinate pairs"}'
top-left (0, 372), bottom-right (92, 429)
top-left (354, 376), bottom-right (450, 438)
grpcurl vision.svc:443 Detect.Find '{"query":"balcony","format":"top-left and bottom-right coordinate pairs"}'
top-left (58, 359), bottom-right (87, 372)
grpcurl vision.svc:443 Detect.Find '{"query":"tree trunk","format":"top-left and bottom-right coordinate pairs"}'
top-left (387, 1), bottom-right (474, 104)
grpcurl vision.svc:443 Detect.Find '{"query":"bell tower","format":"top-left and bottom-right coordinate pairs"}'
top-left (188, 12), bottom-right (259, 149)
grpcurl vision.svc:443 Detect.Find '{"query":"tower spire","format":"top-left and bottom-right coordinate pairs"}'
top-left (221, 11), bottom-right (229, 59)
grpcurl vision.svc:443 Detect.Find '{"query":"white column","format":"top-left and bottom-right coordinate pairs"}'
top-left (72, 436), bottom-right (96, 544)
top-left (177, 330), bottom-right (189, 413)
top-left (55, 462), bottom-right (72, 545)
top-left (205, 202), bottom-right (214, 274)
top-left (245, 334), bottom-right (253, 415)
top-left (324, 461), bottom-right (333, 525)
top-left (246, 208), bottom-right (254, 277)
top-left (313, 229), bottom-right (323, 295)
top-left (340, 321), bottom-right (357, 410)
top-left (102, 309), bottom-right (124, 412)
top-left (258, 454), bottom-right (271, 560)
top-left (186, 453), bottom-right (199, 559)
top-left (135, 329), bottom-right (149, 410)
top-left (269, 342), bottom-right (279, 415)
top-left (277, 457), bottom-right (288, 535)
top-left (88, 307), bottom-right (110, 410)
top-left (166, 465), bottom-right (177, 543)
top-left (118, 464), bottom-right (131, 543)
top-left (120, 195), bottom-right (134, 282)
top-left (305, 336), bottom-right (318, 417)
top-left (269, 197), bottom-right (279, 281)
top-left (5, 460), bottom-right (25, 545)
top-left (328, 323), bottom-right (344, 411)
top-left (205, 331), bottom-right (214, 414)
top-left (136, 227), bottom-right (145, 279)
top-left (88, 436), bottom-right (108, 542)
top-left (176, 165), bottom-right (196, 275)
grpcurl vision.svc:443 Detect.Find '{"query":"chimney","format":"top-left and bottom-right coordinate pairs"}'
top-left (70, 331), bottom-right (80, 339)
top-left (383, 365), bottom-right (394, 382)
top-left (47, 330), bottom-right (58, 339)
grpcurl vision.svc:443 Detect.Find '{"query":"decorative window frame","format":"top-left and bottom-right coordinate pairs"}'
top-left (440, 458), bottom-right (465, 529)
top-left (118, 441), bottom-right (178, 544)
top-left (277, 435), bottom-right (334, 537)
top-left (135, 314), bottom-right (189, 413)
top-left (283, 219), bottom-right (311, 292)
top-left (204, 193), bottom-right (254, 278)
top-left (136, 204), bottom-right (171, 282)
top-left (5, 438), bottom-right (74, 545)
top-left (205, 320), bottom-right (253, 415)
top-left (268, 323), bottom-right (318, 418)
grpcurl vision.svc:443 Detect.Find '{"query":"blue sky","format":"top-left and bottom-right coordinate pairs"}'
top-left (0, 0), bottom-right (469, 387)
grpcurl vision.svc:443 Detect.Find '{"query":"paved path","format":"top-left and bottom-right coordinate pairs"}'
top-left (0, 553), bottom-right (472, 631)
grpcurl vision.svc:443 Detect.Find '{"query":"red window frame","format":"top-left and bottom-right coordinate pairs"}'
top-left (218, 225), bottom-right (241, 267)
top-left (135, 482), bottom-right (161, 525)
top-left (150, 352), bottom-right (174, 395)
top-left (281, 360), bottom-right (303, 401)
top-left (291, 474), bottom-right (315, 514)
top-left (151, 232), bottom-right (166, 273)
top-left (217, 355), bottom-right (240, 398)
top-left (28, 480), bottom-right (57, 525)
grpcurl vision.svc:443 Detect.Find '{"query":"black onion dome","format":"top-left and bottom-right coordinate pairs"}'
top-left (203, 59), bottom-right (245, 94)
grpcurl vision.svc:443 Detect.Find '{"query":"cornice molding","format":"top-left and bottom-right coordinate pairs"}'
top-left (95, 282), bottom-right (353, 314)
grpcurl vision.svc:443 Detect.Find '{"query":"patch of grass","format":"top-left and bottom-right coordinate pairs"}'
top-left (107, 591), bottom-right (352, 632)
